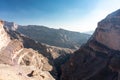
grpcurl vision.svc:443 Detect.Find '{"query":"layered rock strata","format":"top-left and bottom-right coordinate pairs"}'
top-left (0, 20), bottom-right (55, 80)
top-left (61, 9), bottom-right (120, 80)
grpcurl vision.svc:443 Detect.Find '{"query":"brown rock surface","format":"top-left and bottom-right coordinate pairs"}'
top-left (0, 64), bottom-right (54, 80)
top-left (61, 9), bottom-right (120, 80)
top-left (0, 21), bottom-right (55, 80)
top-left (7, 29), bottom-right (74, 79)
top-left (0, 20), bottom-right (10, 50)
top-left (0, 19), bottom-right (74, 79)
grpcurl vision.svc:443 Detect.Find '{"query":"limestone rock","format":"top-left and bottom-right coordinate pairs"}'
top-left (93, 9), bottom-right (120, 50)
top-left (0, 64), bottom-right (54, 80)
top-left (4, 21), bottom-right (18, 31)
top-left (61, 9), bottom-right (120, 80)
top-left (0, 20), bottom-right (55, 80)
top-left (0, 20), bottom-right (10, 50)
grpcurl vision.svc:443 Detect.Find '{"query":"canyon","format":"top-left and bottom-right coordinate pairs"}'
top-left (0, 9), bottom-right (120, 80)
top-left (61, 9), bottom-right (120, 80)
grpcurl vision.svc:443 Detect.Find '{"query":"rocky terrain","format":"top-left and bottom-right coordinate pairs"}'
top-left (2, 8), bottom-right (120, 80)
top-left (7, 29), bottom-right (74, 79)
top-left (2, 20), bottom-right (75, 80)
top-left (4, 22), bottom-right (90, 49)
top-left (61, 9), bottom-right (120, 80)
top-left (0, 20), bottom-right (55, 80)
top-left (0, 21), bottom-right (10, 50)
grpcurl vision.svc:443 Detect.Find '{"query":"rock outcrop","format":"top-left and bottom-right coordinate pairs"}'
top-left (7, 29), bottom-right (74, 79)
top-left (61, 9), bottom-right (120, 80)
top-left (0, 21), bottom-right (10, 50)
top-left (0, 20), bottom-right (55, 80)
top-left (4, 21), bottom-right (18, 31)
top-left (94, 10), bottom-right (120, 50)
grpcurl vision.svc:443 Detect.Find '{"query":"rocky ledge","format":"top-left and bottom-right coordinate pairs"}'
top-left (0, 20), bottom-right (55, 80)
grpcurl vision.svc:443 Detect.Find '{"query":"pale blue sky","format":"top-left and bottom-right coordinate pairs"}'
top-left (0, 0), bottom-right (120, 32)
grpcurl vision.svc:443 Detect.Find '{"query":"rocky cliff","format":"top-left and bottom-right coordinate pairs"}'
top-left (0, 21), bottom-right (10, 50)
top-left (61, 9), bottom-right (120, 80)
top-left (4, 21), bottom-right (18, 31)
top-left (7, 29), bottom-right (74, 79)
top-left (0, 20), bottom-right (55, 80)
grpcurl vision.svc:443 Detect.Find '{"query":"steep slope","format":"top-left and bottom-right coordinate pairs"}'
top-left (0, 21), bottom-right (10, 50)
top-left (7, 29), bottom-right (74, 79)
top-left (4, 21), bottom-right (18, 31)
top-left (11, 25), bottom-right (90, 49)
top-left (61, 9), bottom-right (120, 80)
top-left (0, 20), bottom-right (55, 80)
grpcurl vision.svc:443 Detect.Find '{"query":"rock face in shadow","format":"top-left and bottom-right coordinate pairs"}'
top-left (61, 9), bottom-right (120, 80)
top-left (0, 20), bottom-right (55, 80)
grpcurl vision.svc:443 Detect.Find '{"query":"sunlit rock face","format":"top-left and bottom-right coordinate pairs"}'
top-left (0, 20), bottom-right (55, 80)
top-left (0, 20), bottom-right (10, 50)
top-left (4, 21), bottom-right (18, 31)
top-left (94, 9), bottom-right (120, 50)
top-left (61, 9), bottom-right (120, 80)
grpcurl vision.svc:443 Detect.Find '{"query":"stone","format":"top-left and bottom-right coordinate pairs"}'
top-left (61, 9), bottom-right (120, 80)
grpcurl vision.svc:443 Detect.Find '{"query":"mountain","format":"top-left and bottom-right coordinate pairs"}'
top-left (4, 22), bottom-right (90, 79)
top-left (4, 21), bottom-right (18, 31)
top-left (7, 29), bottom-right (74, 79)
top-left (3, 20), bottom-right (76, 79)
top-left (61, 9), bottom-right (120, 80)
top-left (4, 23), bottom-right (90, 49)
top-left (0, 20), bottom-right (55, 80)
top-left (85, 30), bottom-right (94, 35)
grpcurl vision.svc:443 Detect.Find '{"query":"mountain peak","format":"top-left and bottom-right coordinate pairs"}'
top-left (0, 20), bottom-right (4, 27)
top-left (106, 9), bottom-right (120, 18)
top-left (93, 9), bottom-right (120, 50)
top-left (61, 9), bottom-right (120, 80)
top-left (4, 21), bottom-right (18, 31)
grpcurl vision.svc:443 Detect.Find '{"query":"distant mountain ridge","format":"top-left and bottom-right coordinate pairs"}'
top-left (4, 22), bottom-right (90, 49)
top-left (18, 25), bottom-right (90, 49)
top-left (85, 30), bottom-right (94, 35)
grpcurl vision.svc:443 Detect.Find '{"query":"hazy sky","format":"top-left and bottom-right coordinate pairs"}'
top-left (0, 0), bottom-right (120, 32)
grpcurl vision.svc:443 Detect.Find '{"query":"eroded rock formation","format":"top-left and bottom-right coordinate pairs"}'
top-left (0, 20), bottom-right (55, 80)
top-left (6, 28), bottom-right (74, 79)
top-left (0, 21), bottom-right (10, 50)
top-left (61, 9), bottom-right (120, 80)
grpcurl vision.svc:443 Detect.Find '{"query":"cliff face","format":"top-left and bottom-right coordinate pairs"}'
top-left (61, 9), bottom-right (120, 80)
top-left (4, 21), bottom-right (18, 31)
top-left (93, 10), bottom-right (120, 50)
top-left (0, 21), bottom-right (10, 50)
top-left (0, 20), bottom-right (55, 80)
top-left (7, 29), bottom-right (74, 79)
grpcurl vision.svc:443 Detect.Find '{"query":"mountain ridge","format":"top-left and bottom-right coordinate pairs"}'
top-left (61, 9), bottom-right (120, 80)
top-left (5, 23), bottom-right (75, 79)
top-left (4, 21), bottom-right (90, 49)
